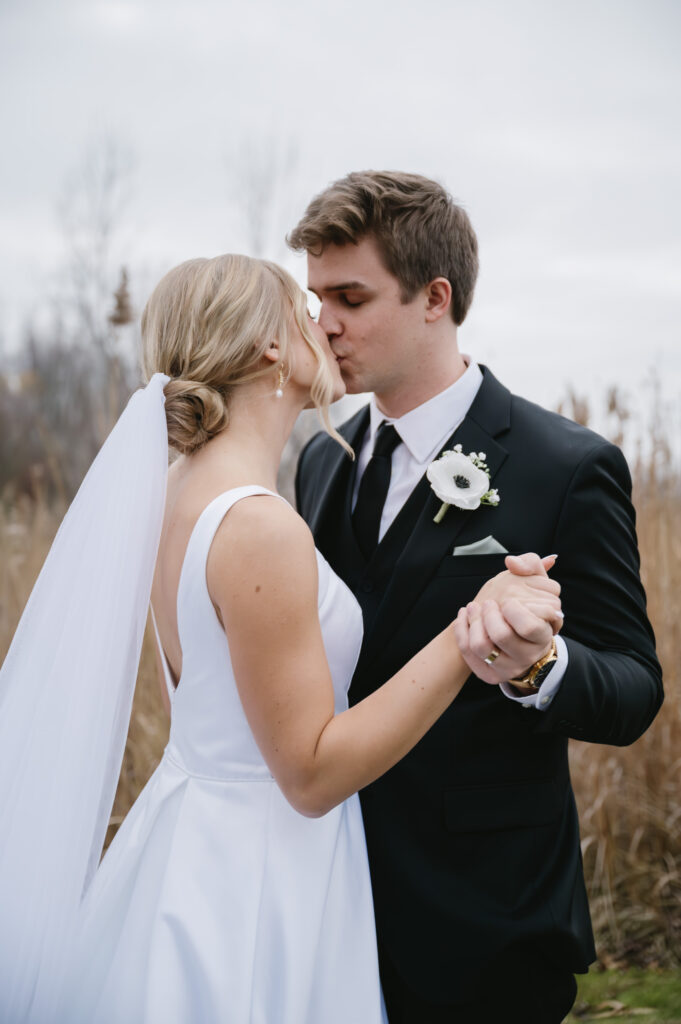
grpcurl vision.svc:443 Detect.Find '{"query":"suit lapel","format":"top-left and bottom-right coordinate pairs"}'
top-left (307, 405), bottom-right (369, 538)
top-left (359, 367), bottom-right (512, 669)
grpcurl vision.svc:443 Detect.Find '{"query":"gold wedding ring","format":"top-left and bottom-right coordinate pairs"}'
top-left (483, 649), bottom-right (501, 665)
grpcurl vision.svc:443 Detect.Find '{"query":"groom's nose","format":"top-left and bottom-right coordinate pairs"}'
top-left (318, 303), bottom-right (342, 340)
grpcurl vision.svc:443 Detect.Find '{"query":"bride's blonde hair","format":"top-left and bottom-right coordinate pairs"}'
top-left (141, 254), bottom-right (347, 455)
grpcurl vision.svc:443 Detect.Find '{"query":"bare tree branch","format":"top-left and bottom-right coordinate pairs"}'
top-left (57, 137), bottom-right (135, 356)
top-left (224, 132), bottom-right (302, 261)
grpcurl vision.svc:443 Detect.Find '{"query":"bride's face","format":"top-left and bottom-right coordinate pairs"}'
top-left (289, 309), bottom-right (346, 404)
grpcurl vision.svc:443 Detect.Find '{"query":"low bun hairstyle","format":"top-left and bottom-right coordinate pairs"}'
top-left (141, 254), bottom-right (344, 455)
top-left (161, 379), bottom-right (228, 456)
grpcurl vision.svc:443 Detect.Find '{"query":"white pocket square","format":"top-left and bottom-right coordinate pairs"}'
top-left (452, 535), bottom-right (509, 556)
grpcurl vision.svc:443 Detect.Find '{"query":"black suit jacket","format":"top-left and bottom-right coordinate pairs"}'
top-left (295, 366), bottom-right (662, 1002)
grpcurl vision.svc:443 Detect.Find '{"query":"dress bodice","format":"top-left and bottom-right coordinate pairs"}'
top-left (155, 486), bottom-right (364, 781)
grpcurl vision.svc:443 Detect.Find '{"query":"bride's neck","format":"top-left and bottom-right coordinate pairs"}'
top-left (191, 381), bottom-right (303, 490)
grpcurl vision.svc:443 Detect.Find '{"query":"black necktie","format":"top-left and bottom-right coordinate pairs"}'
top-left (352, 422), bottom-right (402, 559)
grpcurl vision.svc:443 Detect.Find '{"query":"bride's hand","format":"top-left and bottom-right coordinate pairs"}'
top-left (452, 553), bottom-right (562, 685)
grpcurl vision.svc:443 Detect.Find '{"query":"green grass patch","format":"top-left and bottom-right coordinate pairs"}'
top-left (567, 969), bottom-right (681, 1023)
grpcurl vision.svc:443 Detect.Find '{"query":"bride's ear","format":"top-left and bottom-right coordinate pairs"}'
top-left (263, 341), bottom-right (280, 365)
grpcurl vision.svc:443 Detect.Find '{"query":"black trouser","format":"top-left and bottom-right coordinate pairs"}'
top-left (379, 943), bottom-right (578, 1024)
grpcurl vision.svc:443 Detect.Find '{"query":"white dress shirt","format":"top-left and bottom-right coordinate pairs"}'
top-left (352, 358), bottom-right (567, 710)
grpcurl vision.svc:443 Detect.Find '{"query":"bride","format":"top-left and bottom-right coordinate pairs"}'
top-left (0, 254), bottom-right (562, 1023)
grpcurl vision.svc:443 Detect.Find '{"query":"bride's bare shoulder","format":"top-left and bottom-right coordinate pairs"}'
top-left (207, 492), bottom-right (317, 602)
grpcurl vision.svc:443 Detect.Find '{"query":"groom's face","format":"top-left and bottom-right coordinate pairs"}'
top-left (307, 236), bottom-right (426, 398)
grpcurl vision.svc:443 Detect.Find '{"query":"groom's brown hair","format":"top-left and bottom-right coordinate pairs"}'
top-left (287, 170), bottom-right (479, 325)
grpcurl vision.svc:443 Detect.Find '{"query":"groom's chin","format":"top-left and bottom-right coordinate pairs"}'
top-left (339, 372), bottom-right (362, 395)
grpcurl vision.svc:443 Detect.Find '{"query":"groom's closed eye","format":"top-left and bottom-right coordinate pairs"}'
top-left (320, 282), bottom-right (373, 305)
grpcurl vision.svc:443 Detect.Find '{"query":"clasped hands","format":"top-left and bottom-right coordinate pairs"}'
top-left (452, 554), bottom-right (562, 686)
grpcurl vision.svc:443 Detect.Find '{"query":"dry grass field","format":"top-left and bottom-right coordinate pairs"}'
top-left (569, 446), bottom-right (681, 969)
top-left (0, 408), bottom-right (679, 970)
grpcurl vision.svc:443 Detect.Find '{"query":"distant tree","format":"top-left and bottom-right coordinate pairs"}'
top-left (0, 140), bottom-right (140, 504)
top-left (57, 137), bottom-right (135, 360)
top-left (108, 267), bottom-right (134, 327)
top-left (224, 132), bottom-right (303, 262)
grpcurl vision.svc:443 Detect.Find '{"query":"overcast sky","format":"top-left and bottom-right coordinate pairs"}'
top-left (1, 0), bottom-right (679, 437)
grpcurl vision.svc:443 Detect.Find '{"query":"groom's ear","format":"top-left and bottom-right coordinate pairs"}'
top-left (424, 277), bottom-right (452, 323)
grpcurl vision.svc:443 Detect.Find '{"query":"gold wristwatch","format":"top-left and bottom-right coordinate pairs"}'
top-left (508, 636), bottom-right (558, 691)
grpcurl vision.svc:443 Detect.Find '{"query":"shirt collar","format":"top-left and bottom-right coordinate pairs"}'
top-left (368, 357), bottom-right (484, 464)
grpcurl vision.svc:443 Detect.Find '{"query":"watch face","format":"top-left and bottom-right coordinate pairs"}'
top-left (534, 658), bottom-right (558, 686)
top-left (510, 644), bottom-right (557, 688)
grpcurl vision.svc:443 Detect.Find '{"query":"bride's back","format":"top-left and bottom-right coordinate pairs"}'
top-left (151, 459), bottom-right (240, 690)
top-left (152, 478), bottom-right (287, 781)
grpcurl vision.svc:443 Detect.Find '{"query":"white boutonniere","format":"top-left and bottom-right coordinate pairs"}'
top-left (426, 445), bottom-right (500, 523)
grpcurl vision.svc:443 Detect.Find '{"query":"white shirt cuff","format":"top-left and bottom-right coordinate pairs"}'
top-left (500, 634), bottom-right (568, 711)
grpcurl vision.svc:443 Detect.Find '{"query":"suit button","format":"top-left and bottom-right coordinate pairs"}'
top-left (360, 580), bottom-right (374, 593)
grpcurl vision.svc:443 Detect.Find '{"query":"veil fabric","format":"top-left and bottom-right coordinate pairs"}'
top-left (0, 373), bottom-right (170, 1023)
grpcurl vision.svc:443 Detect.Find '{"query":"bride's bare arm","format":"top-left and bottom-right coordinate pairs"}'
top-left (208, 498), bottom-right (560, 818)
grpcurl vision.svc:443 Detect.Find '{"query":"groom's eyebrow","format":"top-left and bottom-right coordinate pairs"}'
top-left (311, 281), bottom-right (370, 294)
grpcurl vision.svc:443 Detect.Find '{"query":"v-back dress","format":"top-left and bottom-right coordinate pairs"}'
top-left (65, 486), bottom-right (387, 1024)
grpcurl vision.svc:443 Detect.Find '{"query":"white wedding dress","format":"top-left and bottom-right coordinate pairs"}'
top-left (64, 486), bottom-right (387, 1024)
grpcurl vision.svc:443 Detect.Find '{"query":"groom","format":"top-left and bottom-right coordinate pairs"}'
top-left (289, 172), bottom-right (662, 1024)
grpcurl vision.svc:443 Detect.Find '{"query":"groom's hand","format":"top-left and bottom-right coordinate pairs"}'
top-left (452, 553), bottom-right (562, 685)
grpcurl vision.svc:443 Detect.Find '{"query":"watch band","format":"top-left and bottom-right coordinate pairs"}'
top-left (508, 636), bottom-right (558, 691)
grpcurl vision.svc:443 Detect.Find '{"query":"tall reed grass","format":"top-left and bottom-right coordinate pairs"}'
top-left (569, 449), bottom-right (680, 967)
top-left (0, 402), bottom-right (678, 968)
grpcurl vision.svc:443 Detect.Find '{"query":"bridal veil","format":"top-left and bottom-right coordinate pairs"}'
top-left (0, 374), bottom-right (169, 1022)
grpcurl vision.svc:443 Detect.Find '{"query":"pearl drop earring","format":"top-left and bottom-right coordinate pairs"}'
top-left (275, 367), bottom-right (286, 398)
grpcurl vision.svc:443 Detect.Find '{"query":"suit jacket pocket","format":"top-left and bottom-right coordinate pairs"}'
top-left (435, 553), bottom-right (512, 577)
top-left (443, 777), bottom-right (566, 834)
